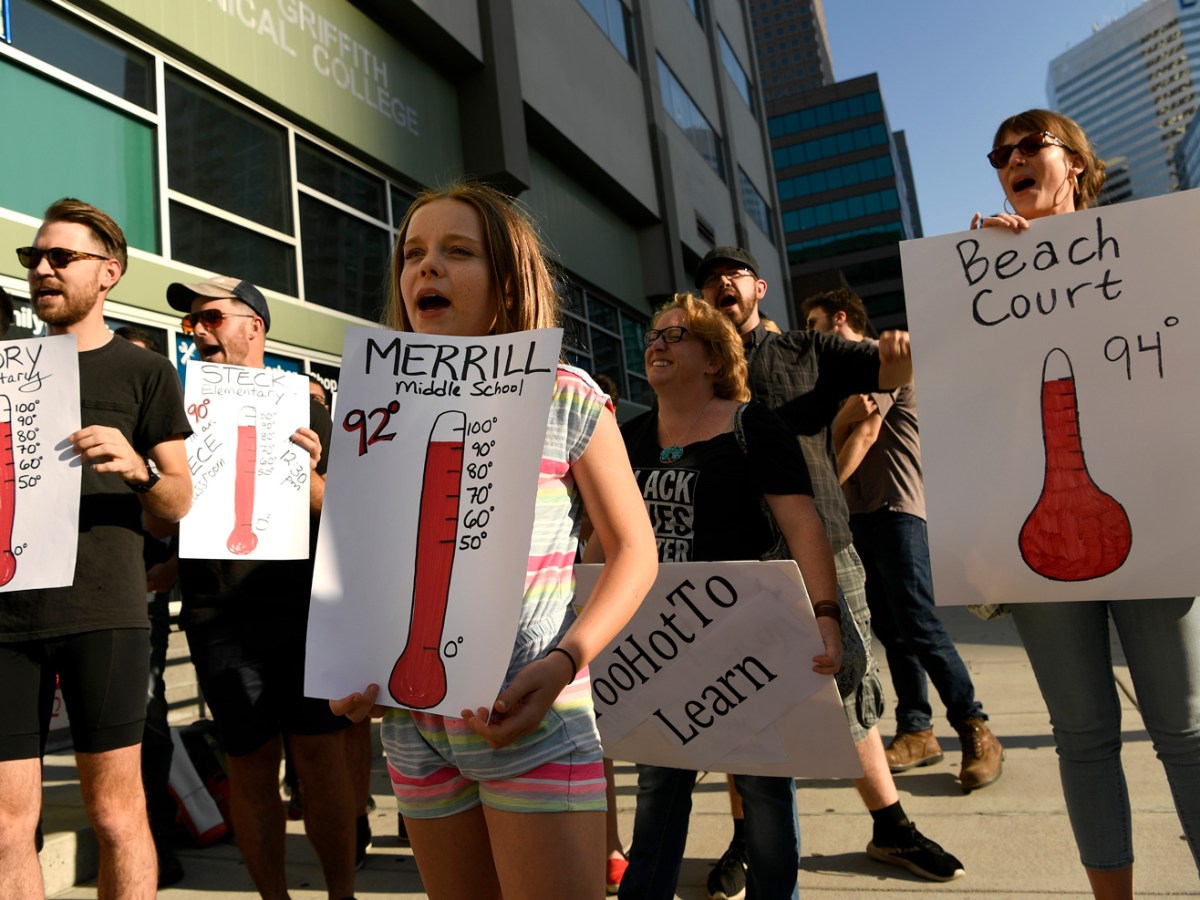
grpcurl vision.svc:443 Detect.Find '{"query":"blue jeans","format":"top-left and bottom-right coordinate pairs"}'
top-left (850, 510), bottom-right (983, 732)
top-left (1011, 597), bottom-right (1200, 872)
top-left (618, 765), bottom-right (800, 900)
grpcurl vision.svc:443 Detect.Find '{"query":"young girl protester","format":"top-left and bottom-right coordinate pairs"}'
top-left (973, 109), bottom-right (1200, 899)
top-left (330, 182), bottom-right (658, 899)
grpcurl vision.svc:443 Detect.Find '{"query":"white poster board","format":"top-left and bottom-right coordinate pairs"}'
top-left (900, 189), bottom-right (1200, 605)
top-left (179, 361), bottom-right (311, 560)
top-left (0, 334), bottom-right (81, 592)
top-left (306, 327), bottom-right (562, 717)
top-left (577, 561), bottom-right (860, 778)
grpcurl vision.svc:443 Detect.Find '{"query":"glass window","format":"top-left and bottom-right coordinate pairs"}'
top-left (658, 56), bottom-right (724, 178)
top-left (166, 70), bottom-right (292, 232)
top-left (718, 30), bottom-right (753, 109)
top-left (297, 139), bottom-right (386, 221)
top-left (299, 195), bottom-right (390, 322)
top-left (847, 95), bottom-right (866, 118)
top-left (579, 0), bottom-right (635, 66)
top-left (7, 0), bottom-right (153, 110)
top-left (0, 57), bottom-right (158, 251)
top-left (739, 168), bottom-right (772, 239)
top-left (169, 201), bottom-right (296, 295)
top-left (391, 186), bottom-right (412, 229)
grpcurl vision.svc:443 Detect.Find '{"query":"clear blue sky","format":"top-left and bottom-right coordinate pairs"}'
top-left (822, 0), bottom-right (1138, 237)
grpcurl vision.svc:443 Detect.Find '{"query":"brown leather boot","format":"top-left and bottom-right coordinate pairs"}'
top-left (884, 730), bottom-right (944, 773)
top-left (956, 718), bottom-right (1003, 791)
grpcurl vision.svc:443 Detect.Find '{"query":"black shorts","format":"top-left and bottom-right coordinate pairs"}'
top-left (186, 612), bottom-right (348, 757)
top-left (0, 628), bottom-right (150, 760)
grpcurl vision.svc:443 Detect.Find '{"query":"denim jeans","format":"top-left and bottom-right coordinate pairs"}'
top-left (618, 765), bottom-right (800, 900)
top-left (1011, 597), bottom-right (1200, 872)
top-left (850, 510), bottom-right (983, 732)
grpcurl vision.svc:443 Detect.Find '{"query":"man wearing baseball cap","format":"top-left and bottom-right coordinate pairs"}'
top-left (167, 275), bottom-right (359, 899)
top-left (690, 248), bottom-right (966, 891)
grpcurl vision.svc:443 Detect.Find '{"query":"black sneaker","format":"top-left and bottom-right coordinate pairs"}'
top-left (866, 821), bottom-right (964, 882)
top-left (706, 841), bottom-right (747, 900)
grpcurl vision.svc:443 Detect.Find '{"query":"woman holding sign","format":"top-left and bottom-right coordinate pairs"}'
top-left (588, 293), bottom-right (844, 900)
top-left (974, 109), bottom-right (1200, 896)
top-left (329, 182), bottom-right (656, 899)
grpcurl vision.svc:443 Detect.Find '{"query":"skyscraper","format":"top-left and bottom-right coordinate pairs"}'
top-left (747, 1), bottom-right (921, 328)
top-left (1048, 0), bottom-right (1200, 204)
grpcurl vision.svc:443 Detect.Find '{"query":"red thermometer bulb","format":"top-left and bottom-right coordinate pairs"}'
top-left (1019, 348), bottom-right (1131, 581)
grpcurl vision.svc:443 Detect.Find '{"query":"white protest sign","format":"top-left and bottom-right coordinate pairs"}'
top-left (576, 562), bottom-right (860, 778)
top-left (0, 335), bottom-right (80, 592)
top-left (179, 361), bottom-right (312, 560)
top-left (900, 189), bottom-right (1200, 606)
top-left (306, 326), bottom-right (562, 717)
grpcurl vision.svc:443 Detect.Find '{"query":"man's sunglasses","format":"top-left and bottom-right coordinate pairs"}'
top-left (16, 246), bottom-right (112, 269)
top-left (643, 326), bottom-right (692, 346)
top-left (987, 132), bottom-right (1072, 169)
top-left (180, 310), bottom-right (259, 335)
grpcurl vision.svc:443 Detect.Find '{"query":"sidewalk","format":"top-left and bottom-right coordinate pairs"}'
top-left (48, 607), bottom-right (1198, 898)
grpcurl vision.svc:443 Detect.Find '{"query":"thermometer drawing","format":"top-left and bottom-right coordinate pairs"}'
top-left (1019, 348), bottom-right (1131, 581)
top-left (390, 410), bottom-right (466, 708)
top-left (0, 396), bottom-right (16, 585)
top-left (227, 406), bottom-right (259, 555)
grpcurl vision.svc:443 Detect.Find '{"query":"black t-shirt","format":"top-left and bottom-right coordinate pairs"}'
top-left (179, 394), bottom-right (333, 628)
top-left (622, 402), bottom-right (813, 563)
top-left (0, 336), bottom-right (191, 640)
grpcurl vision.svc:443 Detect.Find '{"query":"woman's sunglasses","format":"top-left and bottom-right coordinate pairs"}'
top-left (643, 326), bottom-right (691, 346)
top-left (16, 246), bottom-right (112, 269)
top-left (987, 132), bottom-right (1072, 169)
top-left (180, 309), bottom-right (259, 335)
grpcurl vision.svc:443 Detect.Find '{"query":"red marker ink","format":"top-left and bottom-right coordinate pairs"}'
top-left (390, 411), bottom-right (466, 708)
top-left (226, 406), bottom-right (258, 555)
top-left (1019, 348), bottom-right (1131, 581)
top-left (0, 396), bottom-right (16, 585)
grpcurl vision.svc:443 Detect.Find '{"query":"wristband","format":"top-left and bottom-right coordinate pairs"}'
top-left (812, 601), bottom-right (841, 620)
top-left (548, 646), bottom-right (578, 679)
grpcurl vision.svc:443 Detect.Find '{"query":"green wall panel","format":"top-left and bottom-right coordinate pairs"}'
top-left (0, 58), bottom-right (158, 252)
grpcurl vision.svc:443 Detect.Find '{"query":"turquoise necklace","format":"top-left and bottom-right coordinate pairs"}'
top-left (658, 396), bottom-right (714, 464)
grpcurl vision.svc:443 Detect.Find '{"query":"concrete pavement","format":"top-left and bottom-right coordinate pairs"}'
top-left (46, 607), bottom-right (1199, 898)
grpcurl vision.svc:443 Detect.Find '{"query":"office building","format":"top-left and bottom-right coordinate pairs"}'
top-left (747, 1), bottom-right (920, 328)
top-left (767, 73), bottom-right (922, 330)
top-left (750, 0), bottom-right (833, 100)
top-left (1048, 0), bottom-right (1200, 205)
top-left (0, 0), bottom-right (786, 415)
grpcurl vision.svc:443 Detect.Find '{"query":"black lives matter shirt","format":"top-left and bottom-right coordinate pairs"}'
top-left (621, 402), bottom-right (813, 563)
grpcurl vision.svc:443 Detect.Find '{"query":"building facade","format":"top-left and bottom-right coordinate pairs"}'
top-left (1048, 0), bottom-right (1200, 205)
top-left (767, 73), bottom-right (921, 330)
top-left (0, 0), bottom-right (786, 415)
top-left (749, 0), bottom-right (833, 101)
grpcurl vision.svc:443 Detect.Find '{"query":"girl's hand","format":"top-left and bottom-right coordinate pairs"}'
top-left (330, 684), bottom-right (387, 722)
top-left (460, 653), bottom-right (575, 749)
top-left (971, 211), bottom-right (1029, 233)
top-left (812, 616), bottom-right (843, 677)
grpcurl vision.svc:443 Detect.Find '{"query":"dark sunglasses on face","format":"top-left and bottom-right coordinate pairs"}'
top-left (16, 246), bottom-right (112, 269)
top-left (643, 325), bottom-right (691, 346)
top-left (180, 309), bottom-right (258, 335)
top-left (987, 132), bottom-right (1072, 169)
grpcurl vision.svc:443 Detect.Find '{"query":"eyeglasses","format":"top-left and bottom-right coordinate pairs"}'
top-left (16, 246), bottom-right (112, 269)
top-left (702, 269), bottom-right (755, 290)
top-left (180, 310), bottom-right (259, 335)
top-left (643, 326), bottom-right (692, 346)
top-left (987, 132), bottom-right (1072, 169)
